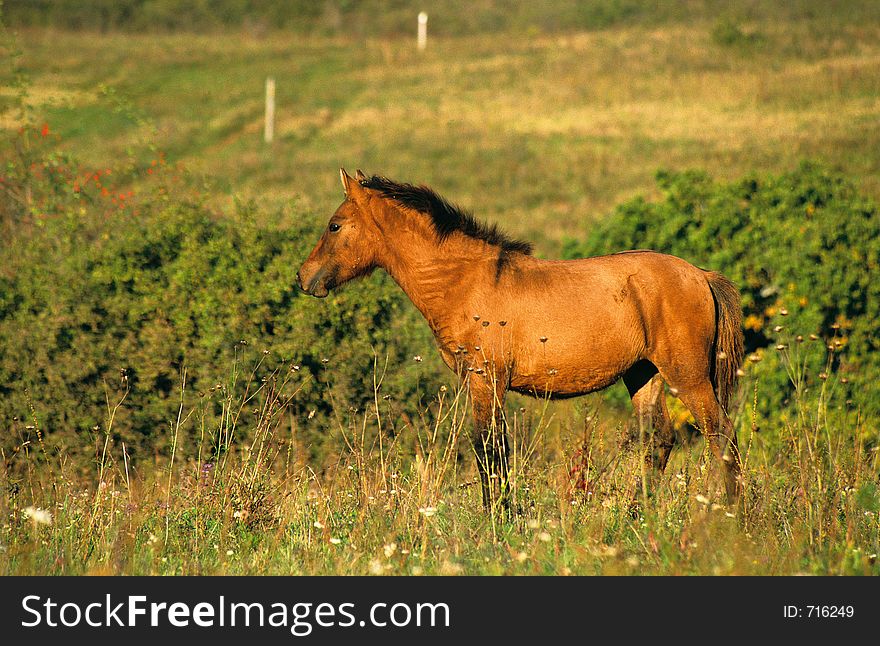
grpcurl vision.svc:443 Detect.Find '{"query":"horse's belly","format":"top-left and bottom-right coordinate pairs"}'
top-left (509, 362), bottom-right (628, 398)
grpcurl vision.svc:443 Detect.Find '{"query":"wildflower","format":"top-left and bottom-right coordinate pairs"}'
top-left (226, 549), bottom-right (234, 556)
top-left (369, 559), bottom-right (384, 575)
top-left (329, 537), bottom-right (342, 545)
top-left (23, 506), bottom-right (53, 526)
top-left (40, 123), bottom-right (50, 137)
top-left (413, 355), bottom-right (422, 362)
top-left (383, 543), bottom-right (397, 558)
top-left (313, 520), bottom-right (324, 529)
top-left (538, 531), bottom-right (551, 542)
top-left (516, 551), bottom-right (528, 563)
top-left (418, 506), bottom-right (437, 518)
top-left (695, 494), bottom-right (710, 505)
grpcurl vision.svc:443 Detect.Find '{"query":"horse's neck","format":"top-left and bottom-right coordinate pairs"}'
top-left (378, 225), bottom-right (492, 332)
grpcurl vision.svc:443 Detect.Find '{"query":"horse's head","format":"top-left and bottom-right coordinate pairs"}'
top-left (297, 169), bottom-right (382, 298)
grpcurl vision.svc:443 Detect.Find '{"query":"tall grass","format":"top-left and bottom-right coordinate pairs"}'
top-left (2, 335), bottom-right (877, 576)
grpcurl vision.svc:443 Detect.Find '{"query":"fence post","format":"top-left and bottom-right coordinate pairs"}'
top-left (264, 76), bottom-right (275, 144)
top-left (417, 12), bottom-right (428, 51)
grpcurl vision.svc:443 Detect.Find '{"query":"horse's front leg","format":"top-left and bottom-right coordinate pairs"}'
top-left (468, 376), bottom-right (510, 515)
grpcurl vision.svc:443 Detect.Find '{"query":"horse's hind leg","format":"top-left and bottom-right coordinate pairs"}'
top-left (623, 361), bottom-right (675, 495)
top-left (674, 381), bottom-right (741, 503)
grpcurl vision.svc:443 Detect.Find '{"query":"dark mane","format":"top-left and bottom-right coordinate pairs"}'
top-left (360, 175), bottom-right (533, 273)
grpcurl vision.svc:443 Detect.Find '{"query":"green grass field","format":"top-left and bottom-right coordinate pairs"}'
top-left (2, 6), bottom-right (879, 575)
top-left (9, 15), bottom-right (880, 253)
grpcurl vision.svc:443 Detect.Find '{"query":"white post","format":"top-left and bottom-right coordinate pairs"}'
top-left (264, 76), bottom-right (275, 144)
top-left (417, 12), bottom-right (428, 51)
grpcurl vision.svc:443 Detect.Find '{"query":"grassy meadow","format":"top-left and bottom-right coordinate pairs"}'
top-left (10, 14), bottom-right (880, 252)
top-left (1, 4), bottom-right (880, 575)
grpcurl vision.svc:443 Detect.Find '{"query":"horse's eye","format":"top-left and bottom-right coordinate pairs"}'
top-left (328, 222), bottom-right (341, 232)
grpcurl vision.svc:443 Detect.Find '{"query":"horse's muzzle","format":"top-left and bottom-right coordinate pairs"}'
top-left (297, 267), bottom-right (330, 298)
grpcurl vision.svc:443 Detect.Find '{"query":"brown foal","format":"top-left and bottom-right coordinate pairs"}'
top-left (298, 170), bottom-right (744, 513)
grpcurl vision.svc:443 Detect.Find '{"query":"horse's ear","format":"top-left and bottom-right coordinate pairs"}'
top-left (340, 168), bottom-right (368, 201)
top-left (355, 169), bottom-right (367, 182)
top-left (339, 168), bottom-right (353, 196)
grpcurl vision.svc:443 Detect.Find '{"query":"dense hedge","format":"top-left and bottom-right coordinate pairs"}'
top-left (6, 0), bottom-right (879, 35)
top-left (0, 0), bottom-right (647, 34)
top-left (0, 126), bottom-right (442, 466)
top-left (563, 164), bottom-right (880, 429)
top-left (3, 112), bottom-right (877, 467)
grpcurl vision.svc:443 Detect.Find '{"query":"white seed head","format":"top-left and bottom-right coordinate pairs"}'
top-left (23, 506), bottom-right (52, 526)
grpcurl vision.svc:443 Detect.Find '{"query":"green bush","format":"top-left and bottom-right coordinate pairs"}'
top-left (711, 18), bottom-right (765, 49)
top-left (0, 127), bottom-right (441, 467)
top-left (8, 1), bottom-right (879, 36)
top-left (562, 164), bottom-right (880, 433)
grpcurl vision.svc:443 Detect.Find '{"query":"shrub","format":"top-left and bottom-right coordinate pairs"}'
top-left (0, 127), bottom-right (441, 468)
top-left (562, 164), bottom-right (880, 434)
